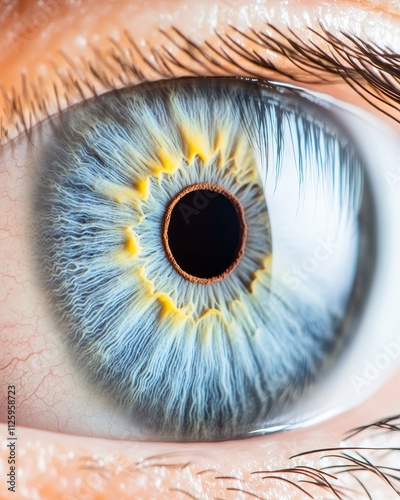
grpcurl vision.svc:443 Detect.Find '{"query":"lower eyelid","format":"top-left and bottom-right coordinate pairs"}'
top-left (0, 0), bottom-right (400, 486)
top-left (1, 375), bottom-right (398, 499)
top-left (0, 423), bottom-right (349, 499)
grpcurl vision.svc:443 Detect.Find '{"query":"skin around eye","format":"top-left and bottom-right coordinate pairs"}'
top-left (0, 1), bottom-right (400, 499)
top-left (0, 0), bottom-right (400, 140)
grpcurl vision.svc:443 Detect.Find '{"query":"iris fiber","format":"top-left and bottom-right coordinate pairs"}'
top-left (35, 79), bottom-right (364, 440)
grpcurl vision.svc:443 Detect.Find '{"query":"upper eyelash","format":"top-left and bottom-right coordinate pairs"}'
top-left (1, 23), bottom-right (399, 145)
top-left (239, 24), bottom-right (400, 123)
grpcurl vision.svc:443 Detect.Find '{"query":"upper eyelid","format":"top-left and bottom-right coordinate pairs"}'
top-left (1, 17), bottom-right (399, 146)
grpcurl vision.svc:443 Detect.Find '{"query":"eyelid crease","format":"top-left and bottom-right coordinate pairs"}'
top-left (1, 22), bottom-right (399, 146)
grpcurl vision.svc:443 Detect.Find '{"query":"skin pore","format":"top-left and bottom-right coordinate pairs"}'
top-left (1, 0), bottom-right (400, 498)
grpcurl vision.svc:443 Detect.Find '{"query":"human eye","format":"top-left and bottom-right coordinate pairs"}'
top-left (2, 0), bottom-right (396, 498)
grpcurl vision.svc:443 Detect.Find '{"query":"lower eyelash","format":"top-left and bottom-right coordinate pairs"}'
top-left (33, 78), bottom-right (364, 441)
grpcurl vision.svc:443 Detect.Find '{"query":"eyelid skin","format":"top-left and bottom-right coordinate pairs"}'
top-left (0, 0), bottom-right (400, 142)
top-left (1, 1), bottom-right (400, 499)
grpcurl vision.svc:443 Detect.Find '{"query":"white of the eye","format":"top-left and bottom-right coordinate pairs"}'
top-left (265, 121), bottom-right (358, 314)
top-left (252, 86), bottom-right (400, 434)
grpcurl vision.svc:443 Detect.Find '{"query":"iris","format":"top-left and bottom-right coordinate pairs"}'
top-left (34, 78), bottom-right (369, 440)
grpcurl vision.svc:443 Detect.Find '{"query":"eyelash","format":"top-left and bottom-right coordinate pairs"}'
top-left (79, 413), bottom-right (400, 498)
top-left (1, 23), bottom-right (399, 145)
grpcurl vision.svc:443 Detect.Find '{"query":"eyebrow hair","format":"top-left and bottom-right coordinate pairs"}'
top-left (0, 22), bottom-right (399, 145)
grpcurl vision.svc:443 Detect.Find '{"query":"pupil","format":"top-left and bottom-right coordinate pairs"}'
top-left (164, 185), bottom-right (246, 282)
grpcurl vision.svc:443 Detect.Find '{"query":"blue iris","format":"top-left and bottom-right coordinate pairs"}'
top-left (34, 78), bottom-right (365, 440)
